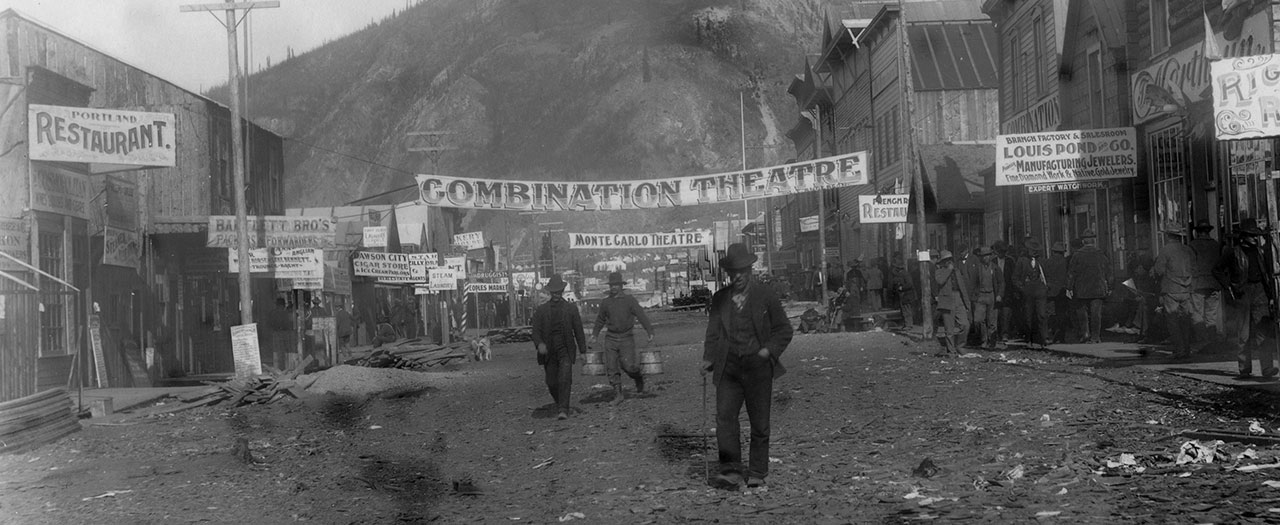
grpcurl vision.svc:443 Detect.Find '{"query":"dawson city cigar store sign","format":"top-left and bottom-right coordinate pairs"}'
top-left (415, 153), bottom-right (868, 211)
top-left (28, 105), bottom-right (176, 167)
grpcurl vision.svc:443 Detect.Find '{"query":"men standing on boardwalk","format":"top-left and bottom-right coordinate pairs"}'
top-left (532, 274), bottom-right (588, 420)
top-left (934, 250), bottom-right (971, 354)
top-left (1013, 239), bottom-right (1050, 349)
top-left (1044, 242), bottom-right (1071, 344)
top-left (1154, 229), bottom-right (1196, 357)
top-left (1188, 219), bottom-right (1224, 351)
top-left (1067, 230), bottom-right (1111, 344)
top-left (1215, 219), bottom-right (1277, 378)
top-left (702, 243), bottom-right (793, 490)
top-left (591, 271), bottom-right (655, 405)
top-left (968, 246), bottom-right (1003, 350)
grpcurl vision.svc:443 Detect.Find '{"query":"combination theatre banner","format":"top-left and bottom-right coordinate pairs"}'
top-left (857, 195), bottom-right (909, 224)
top-left (568, 230), bottom-right (710, 249)
top-left (1212, 54), bottom-right (1280, 140)
top-left (28, 104), bottom-right (176, 167)
top-left (415, 152), bottom-right (868, 211)
top-left (995, 127), bottom-right (1137, 186)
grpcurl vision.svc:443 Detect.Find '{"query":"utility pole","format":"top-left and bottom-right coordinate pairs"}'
top-left (407, 130), bottom-right (455, 343)
top-left (740, 91), bottom-right (751, 245)
top-left (181, 1), bottom-right (279, 369)
top-left (898, 1), bottom-right (932, 338)
top-left (814, 105), bottom-right (828, 311)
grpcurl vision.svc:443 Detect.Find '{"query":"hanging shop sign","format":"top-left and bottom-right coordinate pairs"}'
top-left (362, 226), bottom-right (387, 248)
top-left (31, 164), bottom-right (90, 219)
top-left (568, 229), bottom-right (710, 249)
top-left (104, 176), bottom-right (138, 231)
top-left (415, 152), bottom-right (868, 211)
top-left (28, 104), bottom-right (176, 167)
top-left (228, 247), bottom-right (324, 279)
top-left (444, 256), bottom-right (466, 277)
top-left (995, 127), bottom-right (1137, 186)
top-left (1212, 54), bottom-right (1280, 140)
top-left (512, 271), bottom-right (538, 290)
top-left (207, 215), bottom-right (336, 249)
top-left (0, 219), bottom-right (29, 272)
top-left (352, 251), bottom-right (410, 280)
top-left (464, 282), bottom-right (508, 294)
top-left (408, 253), bottom-right (436, 281)
top-left (857, 195), bottom-right (909, 224)
top-left (453, 231), bottom-right (486, 250)
top-left (429, 268), bottom-right (460, 291)
top-left (325, 262), bottom-right (351, 295)
top-left (799, 215), bottom-right (819, 232)
top-left (1025, 180), bottom-right (1112, 194)
top-left (102, 225), bottom-right (141, 269)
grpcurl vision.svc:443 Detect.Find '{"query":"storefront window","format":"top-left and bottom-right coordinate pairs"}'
top-left (1227, 139), bottom-right (1272, 224)
top-left (1149, 124), bottom-right (1189, 236)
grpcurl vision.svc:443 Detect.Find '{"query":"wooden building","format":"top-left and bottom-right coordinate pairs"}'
top-left (0, 9), bottom-right (285, 401)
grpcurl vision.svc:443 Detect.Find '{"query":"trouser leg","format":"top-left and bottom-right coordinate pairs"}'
top-left (715, 354), bottom-right (746, 473)
top-left (604, 335), bottom-right (623, 386)
top-left (741, 353), bottom-right (774, 479)
top-left (544, 358), bottom-right (562, 408)
top-left (616, 333), bottom-right (642, 381)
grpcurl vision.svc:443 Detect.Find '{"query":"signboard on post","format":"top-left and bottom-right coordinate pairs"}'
top-left (89, 314), bottom-right (107, 387)
top-left (453, 231), bottom-right (486, 251)
top-left (363, 226), bottom-right (387, 248)
top-left (799, 215), bottom-right (819, 232)
top-left (568, 229), bottom-right (711, 249)
top-left (31, 164), bottom-right (90, 219)
top-left (207, 215), bottom-right (336, 249)
top-left (28, 104), bottom-right (176, 167)
top-left (352, 251), bottom-right (410, 280)
top-left (857, 195), bottom-right (909, 224)
top-left (103, 225), bottom-right (141, 268)
top-left (995, 127), bottom-right (1137, 186)
top-left (228, 248), bottom-right (323, 279)
top-left (409, 253), bottom-right (437, 281)
top-left (230, 323), bottom-right (262, 378)
top-left (444, 256), bottom-right (466, 277)
top-left (429, 268), bottom-right (460, 291)
top-left (464, 282), bottom-right (508, 294)
top-left (0, 219), bottom-right (30, 272)
top-left (1213, 54), bottom-right (1280, 140)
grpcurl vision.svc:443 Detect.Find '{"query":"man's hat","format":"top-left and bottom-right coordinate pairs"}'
top-left (1080, 229), bottom-right (1097, 239)
top-left (1051, 241), bottom-right (1067, 253)
top-left (1193, 219), bottom-right (1214, 232)
top-left (607, 271), bottom-right (626, 285)
top-left (1236, 218), bottom-right (1266, 236)
top-left (1025, 238), bottom-right (1043, 252)
top-left (719, 243), bottom-right (758, 270)
top-left (545, 274), bottom-right (567, 292)
top-left (938, 250), bottom-right (954, 262)
top-left (974, 246), bottom-right (993, 256)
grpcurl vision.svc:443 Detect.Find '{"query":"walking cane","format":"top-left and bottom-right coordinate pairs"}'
top-left (701, 372), bottom-right (710, 482)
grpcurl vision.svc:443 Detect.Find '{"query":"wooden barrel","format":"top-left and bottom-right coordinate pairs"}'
top-left (639, 350), bottom-right (663, 375)
top-left (582, 351), bottom-right (605, 375)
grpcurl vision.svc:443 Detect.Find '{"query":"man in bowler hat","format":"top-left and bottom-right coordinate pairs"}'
top-left (531, 274), bottom-right (587, 420)
top-left (1215, 218), bottom-right (1278, 378)
top-left (702, 243), bottom-right (793, 490)
top-left (591, 271), bottom-right (655, 405)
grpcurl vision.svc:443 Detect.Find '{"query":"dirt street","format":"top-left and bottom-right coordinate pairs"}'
top-left (3, 309), bottom-right (1280, 523)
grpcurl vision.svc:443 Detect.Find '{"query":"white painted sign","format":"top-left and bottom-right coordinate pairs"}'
top-left (31, 164), bottom-right (90, 219)
top-left (513, 271), bottom-right (537, 290)
top-left (352, 251), bottom-right (410, 279)
top-left (408, 253), bottom-right (437, 281)
top-left (362, 226), bottom-right (388, 248)
top-left (464, 282), bottom-right (508, 294)
top-left (429, 268), bottom-right (460, 291)
top-left (207, 215), bottom-right (336, 249)
top-left (1025, 180), bottom-right (1111, 194)
top-left (102, 225), bottom-right (141, 268)
top-left (28, 104), bottom-right (176, 167)
top-left (800, 215), bottom-right (819, 232)
top-left (453, 231), bottom-right (486, 251)
top-left (1212, 54), bottom-right (1280, 140)
top-left (230, 323), bottom-right (262, 378)
top-left (568, 229), bottom-right (711, 249)
top-left (995, 127), bottom-right (1137, 186)
top-left (228, 247), bottom-right (324, 279)
top-left (444, 256), bottom-right (466, 277)
top-left (857, 194), bottom-right (909, 224)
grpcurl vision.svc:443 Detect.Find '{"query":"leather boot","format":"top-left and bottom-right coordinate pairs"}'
top-left (610, 384), bottom-right (625, 405)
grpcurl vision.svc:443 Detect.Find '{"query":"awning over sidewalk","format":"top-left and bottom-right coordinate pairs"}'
top-left (914, 143), bottom-right (992, 214)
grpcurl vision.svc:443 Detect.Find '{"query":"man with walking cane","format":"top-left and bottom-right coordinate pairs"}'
top-left (700, 243), bottom-right (793, 490)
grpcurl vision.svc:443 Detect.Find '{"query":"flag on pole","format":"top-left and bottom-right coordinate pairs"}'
top-left (1203, 9), bottom-right (1223, 60)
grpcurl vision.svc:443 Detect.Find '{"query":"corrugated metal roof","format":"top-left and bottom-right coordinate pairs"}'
top-left (909, 21), bottom-right (999, 91)
top-left (918, 143), bottom-right (993, 212)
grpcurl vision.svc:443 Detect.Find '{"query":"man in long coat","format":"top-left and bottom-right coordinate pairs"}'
top-left (967, 246), bottom-right (1004, 350)
top-left (1215, 219), bottom-right (1278, 378)
top-left (701, 243), bottom-right (793, 490)
top-left (591, 271), bottom-right (655, 405)
top-left (1154, 229), bottom-right (1196, 356)
top-left (532, 274), bottom-right (588, 420)
top-left (934, 250), bottom-right (971, 354)
top-left (1188, 219), bottom-right (1224, 350)
top-left (1067, 230), bottom-right (1111, 344)
top-left (1013, 239), bottom-right (1050, 349)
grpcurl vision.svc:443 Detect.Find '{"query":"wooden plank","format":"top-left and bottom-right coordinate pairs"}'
top-left (0, 394), bottom-right (69, 425)
top-left (0, 388), bottom-right (65, 412)
top-left (0, 417), bottom-right (80, 454)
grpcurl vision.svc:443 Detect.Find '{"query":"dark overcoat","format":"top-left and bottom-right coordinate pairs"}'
top-left (703, 282), bottom-right (793, 384)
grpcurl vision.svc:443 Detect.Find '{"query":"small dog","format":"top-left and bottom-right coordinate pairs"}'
top-left (469, 335), bottom-right (492, 361)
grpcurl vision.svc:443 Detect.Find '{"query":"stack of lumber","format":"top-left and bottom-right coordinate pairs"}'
top-left (486, 326), bottom-right (532, 344)
top-left (175, 356), bottom-right (315, 408)
top-left (0, 388), bottom-right (79, 454)
top-left (347, 340), bottom-right (473, 369)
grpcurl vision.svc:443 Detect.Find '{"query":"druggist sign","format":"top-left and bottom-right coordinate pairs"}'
top-left (568, 229), bottom-right (710, 249)
top-left (857, 195), bottom-right (909, 224)
top-left (28, 104), bottom-right (176, 167)
top-left (1212, 54), bottom-right (1280, 140)
top-left (353, 251), bottom-right (410, 280)
top-left (207, 215), bottom-right (336, 249)
top-left (995, 127), bottom-right (1137, 186)
top-left (228, 248), bottom-right (323, 279)
top-left (416, 152), bottom-right (869, 211)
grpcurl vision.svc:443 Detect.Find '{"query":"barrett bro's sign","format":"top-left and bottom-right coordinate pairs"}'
top-left (28, 104), bottom-right (176, 167)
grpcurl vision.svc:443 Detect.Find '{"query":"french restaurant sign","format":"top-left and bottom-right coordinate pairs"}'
top-left (857, 195), bottom-right (909, 224)
top-left (28, 104), bottom-right (176, 166)
top-left (415, 152), bottom-right (868, 211)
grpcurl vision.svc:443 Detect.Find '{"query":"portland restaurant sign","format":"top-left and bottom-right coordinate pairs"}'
top-left (28, 104), bottom-right (176, 167)
top-left (415, 153), bottom-right (868, 211)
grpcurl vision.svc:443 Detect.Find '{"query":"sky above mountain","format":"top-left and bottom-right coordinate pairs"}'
top-left (4, 0), bottom-right (413, 93)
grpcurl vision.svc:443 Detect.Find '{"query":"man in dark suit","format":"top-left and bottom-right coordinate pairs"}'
top-left (1013, 239), bottom-right (1050, 349)
top-left (1067, 230), bottom-right (1111, 343)
top-left (934, 250), bottom-right (971, 354)
top-left (701, 243), bottom-right (793, 490)
top-left (532, 274), bottom-right (588, 420)
top-left (1215, 219), bottom-right (1277, 378)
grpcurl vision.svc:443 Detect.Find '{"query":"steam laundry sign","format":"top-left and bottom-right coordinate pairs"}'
top-left (28, 104), bottom-right (176, 167)
top-left (995, 127), bottom-right (1137, 186)
top-left (857, 195), bottom-right (909, 224)
top-left (415, 152), bottom-right (868, 211)
top-left (568, 230), bottom-right (710, 249)
top-left (1212, 54), bottom-right (1280, 140)
top-left (228, 248), bottom-right (323, 279)
top-left (207, 215), bottom-right (336, 249)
